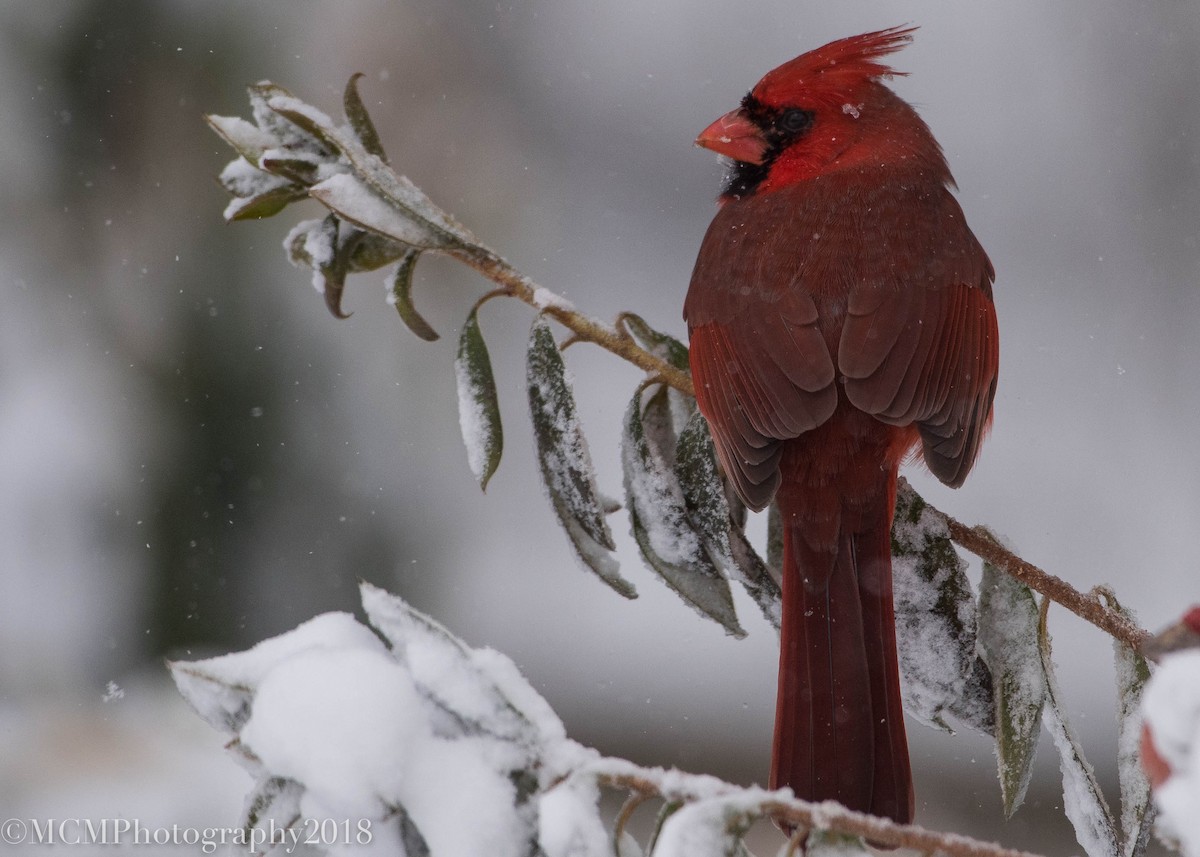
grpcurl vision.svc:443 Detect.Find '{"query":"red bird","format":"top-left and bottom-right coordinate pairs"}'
top-left (684, 27), bottom-right (998, 823)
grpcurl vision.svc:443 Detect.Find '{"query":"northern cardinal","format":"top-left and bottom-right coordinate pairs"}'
top-left (684, 27), bottom-right (998, 822)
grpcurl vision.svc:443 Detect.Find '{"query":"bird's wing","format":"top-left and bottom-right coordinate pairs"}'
top-left (839, 188), bottom-right (999, 487)
top-left (685, 189), bottom-right (838, 510)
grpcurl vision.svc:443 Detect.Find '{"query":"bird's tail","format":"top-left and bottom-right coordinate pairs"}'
top-left (770, 485), bottom-right (913, 824)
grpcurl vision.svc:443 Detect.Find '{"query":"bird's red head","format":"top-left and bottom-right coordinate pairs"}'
top-left (696, 26), bottom-right (949, 199)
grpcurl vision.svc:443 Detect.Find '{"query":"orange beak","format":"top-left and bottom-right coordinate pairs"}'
top-left (695, 109), bottom-right (767, 165)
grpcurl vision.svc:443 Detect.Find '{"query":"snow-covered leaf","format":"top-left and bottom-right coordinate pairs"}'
top-left (651, 795), bottom-right (760, 857)
top-left (284, 216), bottom-right (337, 273)
top-left (218, 157), bottom-right (304, 221)
top-left (344, 73), bottom-right (388, 161)
top-left (257, 85), bottom-right (341, 156)
top-left (978, 555), bottom-right (1045, 817)
top-left (361, 582), bottom-right (555, 747)
top-left (310, 173), bottom-right (448, 249)
top-left (1101, 591), bottom-right (1155, 857)
top-left (168, 612), bottom-right (386, 734)
top-left (622, 387), bottom-right (744, 638)
top-left (619, 313), bottom-right (690, 372)
top-left (675, 412), bottom-right (779, 630)
top-left (259, 151), bottom-right (322, 185)
top-left (386, 248), bottom-right (438, 340)
top-left (526, 316), bottom-right (632, 598)
top-left (241, 776), bottom-right (305, 854)
top-left (205, 114), bottom-right (277, 163)
top-left (537, 773), bottom-right (609, 857)
top-left (1039, 603), bottom-right (1120, 857)
top-left (891, 481), bottom-right (990, 734)
top-left (455, 307), bottom-right (503, 490)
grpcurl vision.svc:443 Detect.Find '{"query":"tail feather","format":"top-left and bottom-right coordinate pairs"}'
top-left (770, 505), bottom-right (913, 823)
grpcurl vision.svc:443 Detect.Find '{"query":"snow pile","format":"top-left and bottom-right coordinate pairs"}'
top-left (171, 583), bottom-right (595, 856)
top-left (1142, 649), bottom-right (1200, 856)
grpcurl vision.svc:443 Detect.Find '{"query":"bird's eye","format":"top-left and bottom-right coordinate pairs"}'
top-left (777, 109), bottom-right (813, 134)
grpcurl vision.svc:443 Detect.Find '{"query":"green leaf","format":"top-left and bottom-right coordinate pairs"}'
top-left (223, 186), bottom-right (307, 221)
top-left (675, 412), bottom-right (779, 630)
top-left (258, 154), bottom-right (320, 185)
top-left (891, 481), bottom-right (992, 735)
top-left (619, 312), bottom-right (690, 372)
top-left (1102, 590), bottom-right (1154, 857)
top-left (526, 317), bottom-right (632, 597)
top-left (978, 551), bottom-right (1045, 817)
top-left (344, 73), bottom-right (388, 161)
top-left (622, 387), bottom-right (744, 637)
top-left (347, 232), bottom-right (408, 273)
top-left (387, 249), bottom-right (439, 341)
top-left (455, 307), bottom-right (503, 491)
top-left (1038, 603), bottom-right (1120, 857)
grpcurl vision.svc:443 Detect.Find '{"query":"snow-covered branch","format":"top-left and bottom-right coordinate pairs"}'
top-left (171, 584), bottom-right (1052, 857)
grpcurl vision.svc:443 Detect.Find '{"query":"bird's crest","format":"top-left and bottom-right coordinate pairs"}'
top-left (753, 26), bottom-right (916, 107)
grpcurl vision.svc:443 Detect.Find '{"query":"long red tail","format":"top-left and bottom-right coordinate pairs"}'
top-left (770, 475), bottom-right (913, 824)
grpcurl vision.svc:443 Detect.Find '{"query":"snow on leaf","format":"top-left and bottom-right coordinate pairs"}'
top-left (455, 307), bottom-right (503, 490)
top-left (891, 481), bottom-right (989, 734)
top-left (343, 73), bottom-right (388, 162)
top-left (651, 793), bottom-right (763, 857)
top-left (526, 316), bottom-right (633, 598)
top-left (257, 87), bottom-right (341, 156)
top-left (537, 773), bottom-right (609, 857)
top-left (309, 173), bottom-right (447, 249)
top-left (218, 156), bottom-right (303, 221)
top-left (205, 114), bottom-right (277, 163)
top-left (168, 612), bottom-right (386, 734)
top-left (1101, 590), bottom-right (1155, 857)
top-left (977, 553), bottom-right (1045, 817)
top-left (675, 411), bottom-right (779, 630)
top-left (241, 776), bottom-right (305, 854)
top-left (622, 386), bottom-right (744, 638)
top-left (1039, 603), bottom-right (1120, 857)
top-left (284, 216), bottom-right (337, 277)
top-left (360, 582), bottom-right (547, 748)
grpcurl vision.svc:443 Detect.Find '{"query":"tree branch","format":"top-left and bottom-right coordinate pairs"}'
top-left (598, 770), bottom-right (1047, 857)
top-left (442, 234), bottom-right (1151, 650)
top-left (444, 244), bottom-right (695, 395)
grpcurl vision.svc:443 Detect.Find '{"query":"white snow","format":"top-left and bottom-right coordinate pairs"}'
top-left (239, 646), bottom-right (421, 817)
top-left (309, 172), bottom-right (440, 248)
top-left (1142, 650), bottom-right (1200, 856)
top-left (537, 774), bottom-right (609, 857)
top-left (532, 287), bottom-right (575, 312)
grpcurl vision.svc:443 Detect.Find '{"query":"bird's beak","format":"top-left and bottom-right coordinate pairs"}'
top-left (695, 109), bottom-right (767, 165)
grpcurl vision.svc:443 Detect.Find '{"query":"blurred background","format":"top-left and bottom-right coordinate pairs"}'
top-left (0, 1), bottom-right (1197, 852)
